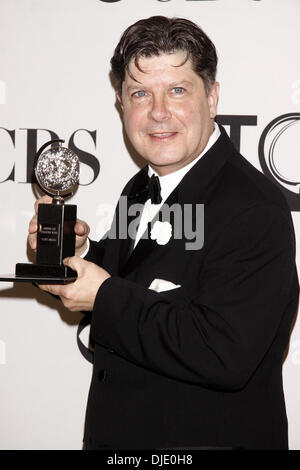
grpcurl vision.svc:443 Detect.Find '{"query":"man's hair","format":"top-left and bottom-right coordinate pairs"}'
top-left (110, 16), bottom-right (217, 95)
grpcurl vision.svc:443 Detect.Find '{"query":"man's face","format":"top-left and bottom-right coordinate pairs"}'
top-left (118, 52), bottom-right (219, 176)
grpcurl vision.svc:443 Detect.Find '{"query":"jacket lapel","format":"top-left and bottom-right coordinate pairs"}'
top-left (117, 166), bottom-right (149, 271)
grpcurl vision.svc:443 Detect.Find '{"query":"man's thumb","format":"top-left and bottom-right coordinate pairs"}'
top-left (63, 256), bottom-right (83, 274)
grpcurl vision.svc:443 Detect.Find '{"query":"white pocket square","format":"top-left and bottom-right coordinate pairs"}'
top-left (148, 278), bottom-right (181, 293)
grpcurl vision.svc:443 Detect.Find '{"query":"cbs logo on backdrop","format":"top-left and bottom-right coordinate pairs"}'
top-left (0, 128), bottom-right (99, 187)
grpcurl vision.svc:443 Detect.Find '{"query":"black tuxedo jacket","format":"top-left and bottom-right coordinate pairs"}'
top-left (83, 126), bottom-right (299, 450)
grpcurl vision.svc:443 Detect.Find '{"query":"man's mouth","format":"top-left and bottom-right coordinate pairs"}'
top-left (149, 132), bottom-right (177, 140)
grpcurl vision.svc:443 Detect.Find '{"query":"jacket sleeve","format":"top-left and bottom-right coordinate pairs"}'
top-left (90, 205), bottom-right (299, 390)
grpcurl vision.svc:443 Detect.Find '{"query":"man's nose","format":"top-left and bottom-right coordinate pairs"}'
top-left (149, 95), bottom-right (171, 122)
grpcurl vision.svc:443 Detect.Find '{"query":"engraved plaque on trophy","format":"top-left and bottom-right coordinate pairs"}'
top-left (0, 139), bottom-right (80, 283)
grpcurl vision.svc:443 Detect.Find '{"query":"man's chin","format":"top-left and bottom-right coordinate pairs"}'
top-left (147, 158), bottom-right (185, 176)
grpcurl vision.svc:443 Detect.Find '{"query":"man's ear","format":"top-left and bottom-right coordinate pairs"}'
top-left (116, 91), bottom-right (123, 111)
top-left (208, 82), bottom-right (219, 119)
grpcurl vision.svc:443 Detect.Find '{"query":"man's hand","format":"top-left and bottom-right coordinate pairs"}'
top-left (28, 195), bottom-right (90, 257)
top-left (39, 256), bottom-right (111, 311)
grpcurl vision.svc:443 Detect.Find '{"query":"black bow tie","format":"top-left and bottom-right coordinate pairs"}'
top-left (132, 174), bottom-right (162, 205)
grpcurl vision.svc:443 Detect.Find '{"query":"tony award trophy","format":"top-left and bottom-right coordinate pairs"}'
top-left (0, 139), bottom-right (79, 284)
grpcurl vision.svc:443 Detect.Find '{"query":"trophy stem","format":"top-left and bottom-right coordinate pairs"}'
top-left (53, 195), bottom-right (64, 205)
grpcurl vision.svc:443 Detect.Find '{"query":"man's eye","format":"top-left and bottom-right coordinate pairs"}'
top-left (172, 87), bottom-right (184, 94)
top-left (133, 90), bottom-right (146, 98)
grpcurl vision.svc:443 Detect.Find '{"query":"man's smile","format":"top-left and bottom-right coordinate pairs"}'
top-left (148, 132), bottom-right (178, 141)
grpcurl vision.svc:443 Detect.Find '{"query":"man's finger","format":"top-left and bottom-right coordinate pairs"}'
top-left (28, 216), bottom-right (38, 250)
top-left (28, 216), bottom-right (38, 234)
top-left (38, 283), bottom-right (66, 296)
top-left (28, 233), bottom-right (37, 250)
top-left (75, 219), bottom-right (90, 237)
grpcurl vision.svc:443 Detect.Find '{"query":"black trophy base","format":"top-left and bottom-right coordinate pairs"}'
top-left (0, 263), bottom-right (77, 284)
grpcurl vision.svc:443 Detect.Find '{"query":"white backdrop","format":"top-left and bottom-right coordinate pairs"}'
top-left (0, 0), bottom-right (299, 450)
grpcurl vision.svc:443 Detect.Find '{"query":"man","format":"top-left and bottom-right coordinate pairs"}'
top-left (28, 16), bottom-right (299, 450)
